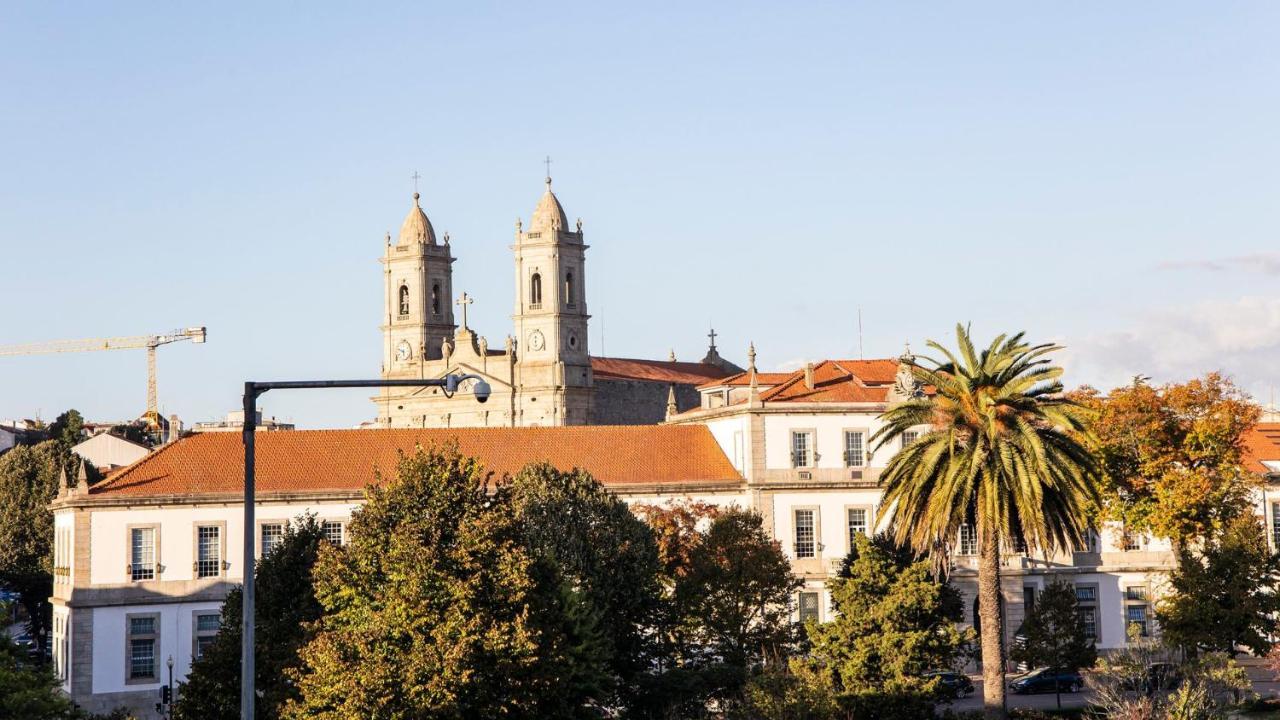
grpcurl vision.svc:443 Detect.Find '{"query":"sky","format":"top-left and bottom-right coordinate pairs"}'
top-left (1, 2), bottom-right (1277, 428)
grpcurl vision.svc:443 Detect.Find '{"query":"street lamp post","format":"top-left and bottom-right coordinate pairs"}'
top-left (239, 375), bottom-right (490, 720)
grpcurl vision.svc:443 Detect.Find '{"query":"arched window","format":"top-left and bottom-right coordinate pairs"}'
top-left (431, 283), bottom-right (441, 316)
top-left (564, 271), bottom-right (576, 307)
top-left (530, 273), bottom-right (542, 308)
top-left (398, 285), bottom-right (410, 316)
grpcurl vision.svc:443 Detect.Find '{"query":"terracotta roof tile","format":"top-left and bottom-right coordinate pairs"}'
top-left (757, 359), bottom-right (901, 403)
top-left (591, 356), bottom-right (733, 385)
top-left (696, 371), bottom-right (793, 389)
top-left (1245, 423), bottom-right (1280, 475)
top-left (89, 425), bottom-right (742, 498)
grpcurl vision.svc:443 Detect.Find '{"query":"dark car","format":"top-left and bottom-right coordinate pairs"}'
top-left (1120, 662), bottom-right (1183, 694)
top-left (1009, 667), bottom-right (1084, 694)
top-left (924, 671), bottom-right (974, 699)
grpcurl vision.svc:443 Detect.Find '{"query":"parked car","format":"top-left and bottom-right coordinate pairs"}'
top-left (1120, 662), bottom-right (1183, 694)
top-left (1009, 667), bottom-right (1084, 694)
top-left (924, 671), bottom-right (975, 699)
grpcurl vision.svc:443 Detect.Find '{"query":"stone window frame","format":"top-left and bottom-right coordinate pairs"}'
top-left (564, 266), bottom-right (577, 308)
top-left (790, 429), bottom-right (817, 469)
top-left (430, 278), bottom-right (443, 317)
top-left (319, 517), bottom-right (346, 546)
top-left (841, 427), bottom-right (869, 468)
top-left (1123, 583), bottom-right (1152, 639)
top-left (844, 504), bottom-right (872, 554)
top-left (1074, 582), bottom-right (1100, 644)
top-left (191, 610), bottom-right (221, 661)
top-left (125, 611), bottom-right (161, 685)
top-left (193, 521), bottom-right (227, 579)
top-left (792, 506), bottom-right (821, 559)
top-left (126, 523), bottom-right (161, 582)
top-left (256, 519), bottom-right (287, 559)
top-left (797, 590), bottom-right (821, 623)
top-left (397, 282), bottom-right (410, 317)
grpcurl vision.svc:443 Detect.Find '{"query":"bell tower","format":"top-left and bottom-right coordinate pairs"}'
top-left (381, 191), bottom-right (456, 378)
top-left (512, 173), bottom-right (592, 425)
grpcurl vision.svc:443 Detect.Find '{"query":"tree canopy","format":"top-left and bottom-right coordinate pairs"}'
top-left (0, 440), bottom-right (61, 652)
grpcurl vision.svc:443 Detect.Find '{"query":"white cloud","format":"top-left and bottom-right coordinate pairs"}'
top-left (1060, 295), bottom-right (1280, 401)
top-left (1158, 253), bottom-right (1280, 276)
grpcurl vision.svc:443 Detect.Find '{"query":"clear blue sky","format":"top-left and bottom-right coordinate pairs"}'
top-left (2, 3), bottom-right (1278, 428)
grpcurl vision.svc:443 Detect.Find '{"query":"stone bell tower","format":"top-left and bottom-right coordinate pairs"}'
top-left (381, 191), bottom-right (456, 376)
top-left (511, 174), bottom-right (592, 426)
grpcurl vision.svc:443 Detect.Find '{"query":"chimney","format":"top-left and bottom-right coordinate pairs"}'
top-left (804, 362), bottom-right (815, 390)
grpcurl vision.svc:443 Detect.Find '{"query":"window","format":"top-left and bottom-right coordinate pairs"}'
top-left (847, 508), bottom-right (868, 546)
top-left (798, 591), bottom-right (820, 623)
top-left (130, 527), bottom-right (156, 581)
top-left (321, 520), bottom-right (344, 545)
top-left (1126, 605), bottom-right (1148, 637)
top-left (1075, 585), bottom-right (1098, 641)
top-left (193, 612), bottom-right (220, 660)
top-left (260, 523), bottom-right (284, 557)
top-left (398, 285), bottom-right (410, 316)
top-left (530, 273), bottom-right (542, 308)
top-left (791, 431), bottom-right (813, 468)
top-left (958, 524), bottom-right (977, 556)
top-left (196, 525), bottom-right (221, 578)
top-left (843, 430), bottom-right (865, 467)
top-left (794, 509), bottom-right (816, 558)
top-left (1023, 586), bottom-right (1037, 615)
top-left (1121, 529), bottom-right (1142, 552)
top-left (564, 270), bottom-right (576, 307)
top-left (902, 430), bottom-right (919, 448)
top-left (431, 283), bottom-right (441, 316)
top-left (1271, 502), bottom-right (1280, 549)
top-left (1125, 586), bottom-right (1148, 601)
top-left (127, 614), bottom-right (158, 682)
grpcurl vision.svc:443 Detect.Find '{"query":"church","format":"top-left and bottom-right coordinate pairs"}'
top-left (375, 174), bottom-right (742, 428)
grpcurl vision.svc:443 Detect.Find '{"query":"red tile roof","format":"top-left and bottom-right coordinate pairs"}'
top-left (697, 371), bottom-right (793, 389)
top-left (591, 356), bottom-right (733, 385)
top-left (757, 359), bottom-right (903, 403)
top-left (1245, 423), bottom-right (1280, 475)
top-left (88, 425), bottom-right (742, 498)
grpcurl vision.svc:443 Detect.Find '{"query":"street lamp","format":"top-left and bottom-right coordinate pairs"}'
top-left (239, 374), bottom-right (490, 720)
top-left (166, 654), bottom-right (174, 719)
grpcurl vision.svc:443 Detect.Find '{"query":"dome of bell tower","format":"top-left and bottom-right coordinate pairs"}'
top-left (397, 192), bottom-right (437, 245)
top-left (528, 177), bottom-right (569, 233)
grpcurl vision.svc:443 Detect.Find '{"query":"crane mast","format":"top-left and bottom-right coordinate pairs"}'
top-left (0, 327), bottom-right (207, 434)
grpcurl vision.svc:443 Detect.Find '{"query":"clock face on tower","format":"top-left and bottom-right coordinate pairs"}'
top-left (529, 330), bottom-right (546, 352)
top-left (396, 340), bottom-right (412, 361)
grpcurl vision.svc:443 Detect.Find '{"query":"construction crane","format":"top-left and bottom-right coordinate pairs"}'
top-left (0, 327), bottom-right (207, 432)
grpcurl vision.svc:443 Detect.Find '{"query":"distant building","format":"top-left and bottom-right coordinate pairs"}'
top-left (0, 426), bottom-right (16, 455)
top-left (71, 433), bottom-right (151, 473)
top-left (190, 410), bottom-right (295, 433)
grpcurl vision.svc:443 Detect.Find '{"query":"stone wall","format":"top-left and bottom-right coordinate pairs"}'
top-left (591, 379), bottom-right (701, 425)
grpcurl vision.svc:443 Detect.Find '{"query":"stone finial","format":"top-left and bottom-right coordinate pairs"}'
top-left (668, 349), bottom-right (677, 362)
top-left (747, 341), bottom-right (757, 373)
top-left (748, 342), bottom-right (759, 400)
top-left (516, 218), bottom-right (523, 233)
top-left (665, 385), bottom-right (678, 420)
top-left (56, 466), bottom-right (69, 499)
top-left (75, 462), bottom-right (89, 494)
top-left (385, 231), bottom-right (391, 246)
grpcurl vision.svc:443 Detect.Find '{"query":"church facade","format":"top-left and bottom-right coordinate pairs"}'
top-left (375, 176), bottom-right (740, 428)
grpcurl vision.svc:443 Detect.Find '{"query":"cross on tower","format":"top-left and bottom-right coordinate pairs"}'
top-left (455, 292), bottom-right (473, 331)
top-left (543, 155), bottom-right (552, 183)
top-left (707, 327), bottom-right (718, 349)
top-left (411, 171), bottom-right (422, 193)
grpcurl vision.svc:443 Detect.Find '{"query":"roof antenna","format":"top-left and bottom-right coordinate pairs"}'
top-left (599, 309), bottom-right (605, 357)
top-left (857, 307), bottom-right (864, 360)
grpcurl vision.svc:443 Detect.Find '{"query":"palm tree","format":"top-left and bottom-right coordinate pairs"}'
top-left (873, 325), bottom-right (1101, 719)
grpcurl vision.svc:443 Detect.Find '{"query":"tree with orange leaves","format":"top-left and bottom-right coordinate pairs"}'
top-left (1077, 372), bottom-right (1261, 545)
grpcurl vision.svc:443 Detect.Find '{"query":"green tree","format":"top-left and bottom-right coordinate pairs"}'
top-left (1078, 373), bottom-right (1261, 546)
top-left (509, 463), bottom-right (663, 708)
top-left (1157, 513), bottom-right (1280, 658)
top-left (284, 447), bottom-right (609, 719)
top-left (676, 508), bottom-right (800, 668)
top-left (801, 534), bottom-right (972, 718)
top-left (0, 441), bottom-right (62, 655)
top-left (173, 515), bottom-right (327, 720)
top-left (0, 632), bottom-right (78, 719)
top-left (874, 325), bottom-right (1102, 719)
top-left (1010, 581), bottom-right (1096, 709)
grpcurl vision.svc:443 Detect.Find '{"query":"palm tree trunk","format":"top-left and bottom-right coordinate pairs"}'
top-left (978, 531), bottom-right (1007, 719)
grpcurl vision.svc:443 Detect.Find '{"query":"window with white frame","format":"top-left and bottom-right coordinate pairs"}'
top-left (1271, 502), bottom-right (1280, 549)
top-left (902, 430), bottom-right (919, 448)
top-left (794, 509), bottom-right (816, 558)
top-left (322, 520), bottom-right (345, 545)
top-left (1125, 586), bottom-right (1149, 637)
top-left (130, 527), bottom-right (156, 581)
top-left (193, 612), bottom-right (220, 659)
top-left (261, 522), bottom-right (285, 557)
top-left (847, 508), bottom-right (868, 547)
top-left (1121, 528), bottom-right (1142, 552)
top-left (843, 430), bottom-right (865, 467)
top-left (957, 524), bottom-right (977, 556)
top-left (798, 591), bottom-right (820, 623)
top-left (1075, 585), bottom-right (1098, 641)
top-left (127, 614), bottom-right (158, 681)
top-left (791, 431), bottom-right (813, 468)
top-left (196, 525), bottom-right (221, 578)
